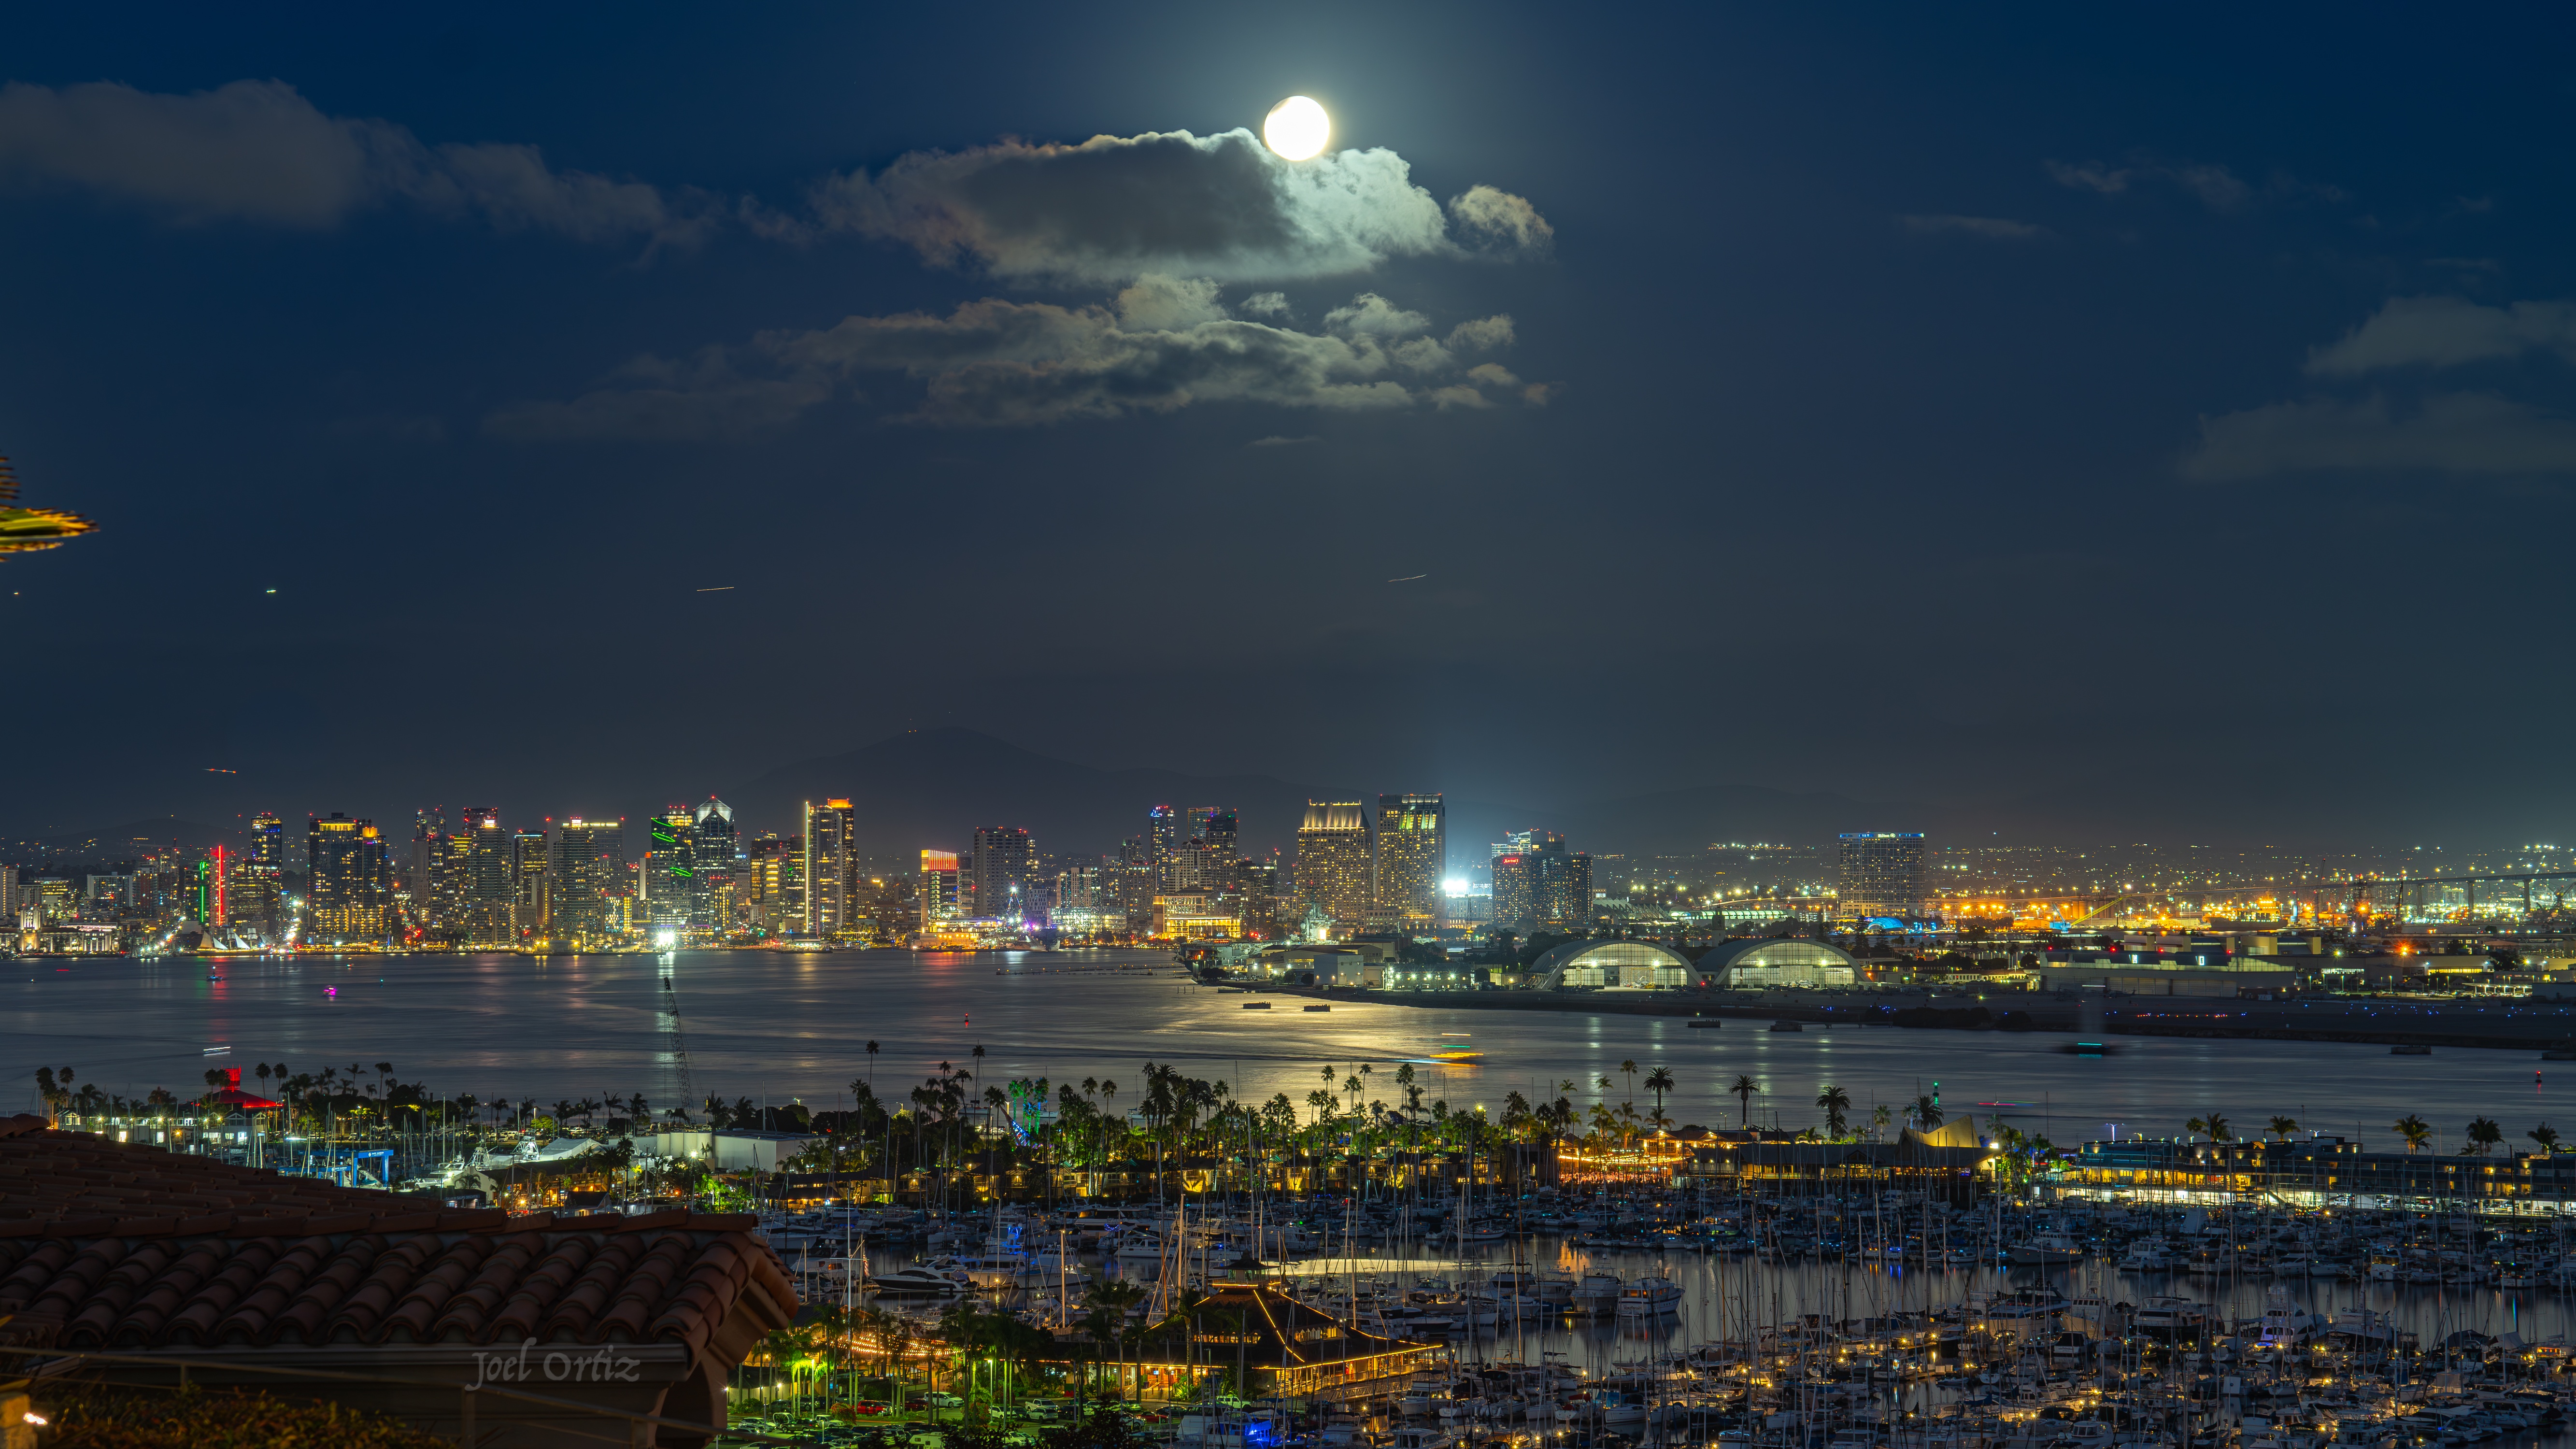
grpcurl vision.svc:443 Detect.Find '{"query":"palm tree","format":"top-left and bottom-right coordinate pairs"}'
top-left (2533, 1123), bottom-right (2562, 1154)
top-left (1816, 1084), bottom-right (1852, 1140)
top-left (1644, 1067), bottom-right (1675, 1114)
top-left (1730, 1074), bottom-right (1761, 1127)
top-left (2393, 1113), bottom-right (2432, 1153)
top-left (1911, 1094), bottom-right (1943, 1131)
top-left (1870, 1103), bottom-right (1893, 1141)
top-left (2186, 1112), bottom-right (2231, 1143)
top-left (2267, 1116), bottom-right (2298, 1141)
top-left (1620, 1060), bottom-right (1639, 1104)
top-left (866, 1039), bottom-right (880, 1088)
top-left (2465, 1117), bottom-right (2504, 1155)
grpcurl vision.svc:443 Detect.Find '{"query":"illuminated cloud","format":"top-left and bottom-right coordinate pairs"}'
top-left (484, 292), bottom-right (1541, 434)
top-left (0, 78), bottom-right (713, 244)
top-left (2306, 295), bottom-right (2576, 375)
top-left (807, 128), bottom-right (1551, 285)
top-left (2184, 393), bottom-right (2576, 480)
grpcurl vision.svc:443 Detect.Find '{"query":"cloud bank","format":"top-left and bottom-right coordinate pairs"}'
top-left (2187, 294), bottom-right (2576, 480)
top-left (2186, 393), bottom-right (2576, 480)
top-left (2306, 296), bottom-right (2576, 376)
top-left (807, 128), bottom-right (1550, 284)
top-left (484, 282), bottom-right (1542, 436)
top-left (0, 79), bottom-right (712, 244)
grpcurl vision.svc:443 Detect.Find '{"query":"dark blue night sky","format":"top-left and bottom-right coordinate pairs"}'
top-left (3, 5), bottom-right (2569, 846)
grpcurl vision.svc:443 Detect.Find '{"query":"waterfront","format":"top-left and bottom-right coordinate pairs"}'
top-left (7, 948), bottom-right (2565, 1150)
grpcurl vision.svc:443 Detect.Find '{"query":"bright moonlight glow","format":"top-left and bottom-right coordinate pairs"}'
top-left (1264, 96), bottom-right (1330, 160)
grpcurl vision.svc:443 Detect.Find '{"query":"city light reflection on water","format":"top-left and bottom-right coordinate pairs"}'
top-left (2, 948), bottom-right (2557, 1151)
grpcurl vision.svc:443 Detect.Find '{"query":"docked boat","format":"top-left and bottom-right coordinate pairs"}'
top-left (870, 1265), bottom-right (967, 1295)
top-left (1614, 1276), bottom-right (1682, 1317)
top-left (2007, 1232), bottom-right (2086, 1266)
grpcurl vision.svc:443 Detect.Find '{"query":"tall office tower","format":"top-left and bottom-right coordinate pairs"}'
top-left (1374, 793), bottom-right (1446, 928)
top-left (1492, 832), bottom-right (1592, 932)
top-left (692, 798), bottom-right (737, 933)
top-left (644, 808), bottom-right (695, 930)
top-left (1493, 828), bottom-right (1562, 859)
top-left (550, 817), bottom-right (621, 946)
top-left (410, 807), bottom-right (451, 923)
top-left (1294, 800), bottom-right (1374, 933)
top-left (802, 798), bottom-right (854, 936)
top-left (743, 835), bottom-right (800, 931)
top-left (1837, 832), bottom-right (1928, 920)
top-left (967, 826), bottom-right (1036, 922)
top-left (1234, 855), bottom-right (1281, 938)
top-left (454, 809), bottom-right (514, 944)
top-left (1146, 806), bottom-right (1184, 890)
top-left (512, 827), bottom-right (550, 939)
top-left (920, 849), bottom-right (960, 926)
top-left (306, 813), bottom-right (392, 941)
top-left (230, 811), bottom-right (285, 940)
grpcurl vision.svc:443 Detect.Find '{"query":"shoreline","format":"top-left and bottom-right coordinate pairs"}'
top-left (1238, 981), bottom-right (2576, 1054)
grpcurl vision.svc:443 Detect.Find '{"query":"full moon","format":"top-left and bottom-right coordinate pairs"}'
top-left (1263, 96), bottom-right (1330, 161)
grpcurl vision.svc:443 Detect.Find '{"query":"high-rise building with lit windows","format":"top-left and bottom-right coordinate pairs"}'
top-left (512, 827), bottom-right (549, 939)
top-left (549, 817), bottom-right (622, 946)
top-left (692, 798), bottom-right (737, 933)
top-left (744, 834), bottom-right (802, 932)
top-left (920, 849), bottom-right (960, 927)
top-left (803, 798), bottom-right (854, 935)
top-left (455, 808), bottom-right (514, 945)
top-left (967, 826), bottom-right (1035, 922)
top-left (1374, 793), bottom-right (1445, 928)
top-left (1493, 830), bottom-right (1591, 933)
top-left (644, 808), bottom-right (694, 930)
top-left (1294, 800), bottom-right (1373, 933)
top-left (307, 813), bottom-right (392, 941)
top-left (1837, 832), bottom-right (1927, 920)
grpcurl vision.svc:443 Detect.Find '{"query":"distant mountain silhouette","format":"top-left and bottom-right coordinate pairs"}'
top-left (724, 727), bottom-right (1328, 860)
top-left (726, 727), bottom-right (1944, 865)
top-left (11, 818), bottom-right (246, 864)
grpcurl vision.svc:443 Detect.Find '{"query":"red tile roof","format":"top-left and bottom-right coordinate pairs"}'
top-left (0, 1116), bottom-right (796, 1358)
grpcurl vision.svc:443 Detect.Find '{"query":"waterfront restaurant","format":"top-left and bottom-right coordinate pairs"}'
top-left (2068, 1136), bottom-right (2576, 1208)
top-left (1096, 1278), bottom-right (1437, 1400)
top-left (1685, 1120), bottom-right (1999, 1196)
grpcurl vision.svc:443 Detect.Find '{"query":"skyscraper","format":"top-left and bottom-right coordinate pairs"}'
top-left (456, 808), bottom-right (514, 945)
top-left (1374, 793), bottom-right (1445, 929)
top-left (968, 826), bottom-right (1036, 922)
top-left (1837, 832), bottom-right (1927, 920)
top-left (743, 834), bottom-right (802, 932)
top-left (1294, 800), bottom-right (1373, 933)
top-left (692, 797), bottom-right (737, 934)
top-left (549, 817), bottom-right (622, 946)
top-left (306, 813), bottom-right (392, 941)
top-left (1148, 805), bottom-right (1183, 890)
top-left (512, 827), bottom-right (550, 940)
top-left (644, 808), bottom-right (694, 931)
top-left (803, 798), bottom-right (854, 936)
top-left (231, 811), bottom-right (285, 941)
top-left (410, 807), bottom-right (451, 925)
top-left (1492, 831), bottom-right (1592, 933)
top-left (920, 849), bottom-right (960, 927)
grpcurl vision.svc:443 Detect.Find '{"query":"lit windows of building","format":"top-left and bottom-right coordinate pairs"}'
top-left (1294, 801), bottom-right (1372, 933)
top-left (966, 826), bottom-right (1037, 924)
top-left (920, 850), bottom-right (960, 929)
top-left (802, 799), bottom-right (854, 936)
top-left (549, 818), bottom-right (623, 947)
top-left (1374, 793), bottom-right (1445, 930)
top-left (1837, 832), bottom-right (1928, 921)
top-left (306, 813), bottom-right (393, 941)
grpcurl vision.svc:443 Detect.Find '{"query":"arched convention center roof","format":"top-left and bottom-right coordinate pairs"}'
top-left (1532, 938), bottom-right (1695, 991)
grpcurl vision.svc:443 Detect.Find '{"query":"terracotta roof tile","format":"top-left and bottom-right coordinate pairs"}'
top-left (0, 1127), bottom-right (791, 1363)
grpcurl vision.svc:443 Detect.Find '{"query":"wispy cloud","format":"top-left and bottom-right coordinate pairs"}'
top-left (484, 287), bottom-right (1543, 435)
top-left (2305, 295), bottom-right (2576, 376)
top-left (0, 78), bottom-right (714, 245)
top-left (2186, 392), bottom-right (2576, 480)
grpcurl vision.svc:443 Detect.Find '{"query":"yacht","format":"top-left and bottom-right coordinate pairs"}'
top-left (2008, 1232), bottom-right (2086, 1266)
top-left (870, 1265), bottom-right (968, 1295)
top-left (1614, 1276), bottom-right (1683, 1317)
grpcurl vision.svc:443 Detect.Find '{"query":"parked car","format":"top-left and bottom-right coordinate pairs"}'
top-left (927, 1392), bottom-right (964, 1408)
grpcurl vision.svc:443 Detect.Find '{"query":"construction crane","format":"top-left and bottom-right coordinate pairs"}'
top-left (659, 958), bottom-right (695, 1126)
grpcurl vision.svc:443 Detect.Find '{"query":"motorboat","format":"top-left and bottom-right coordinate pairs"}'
top-left (2007, 1232), bottom-right (2086, 1266)
top-left (871, 1265), bottom-right (967, 1295)
top-left (1614, 1277), bottom-right (1682, 1317)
